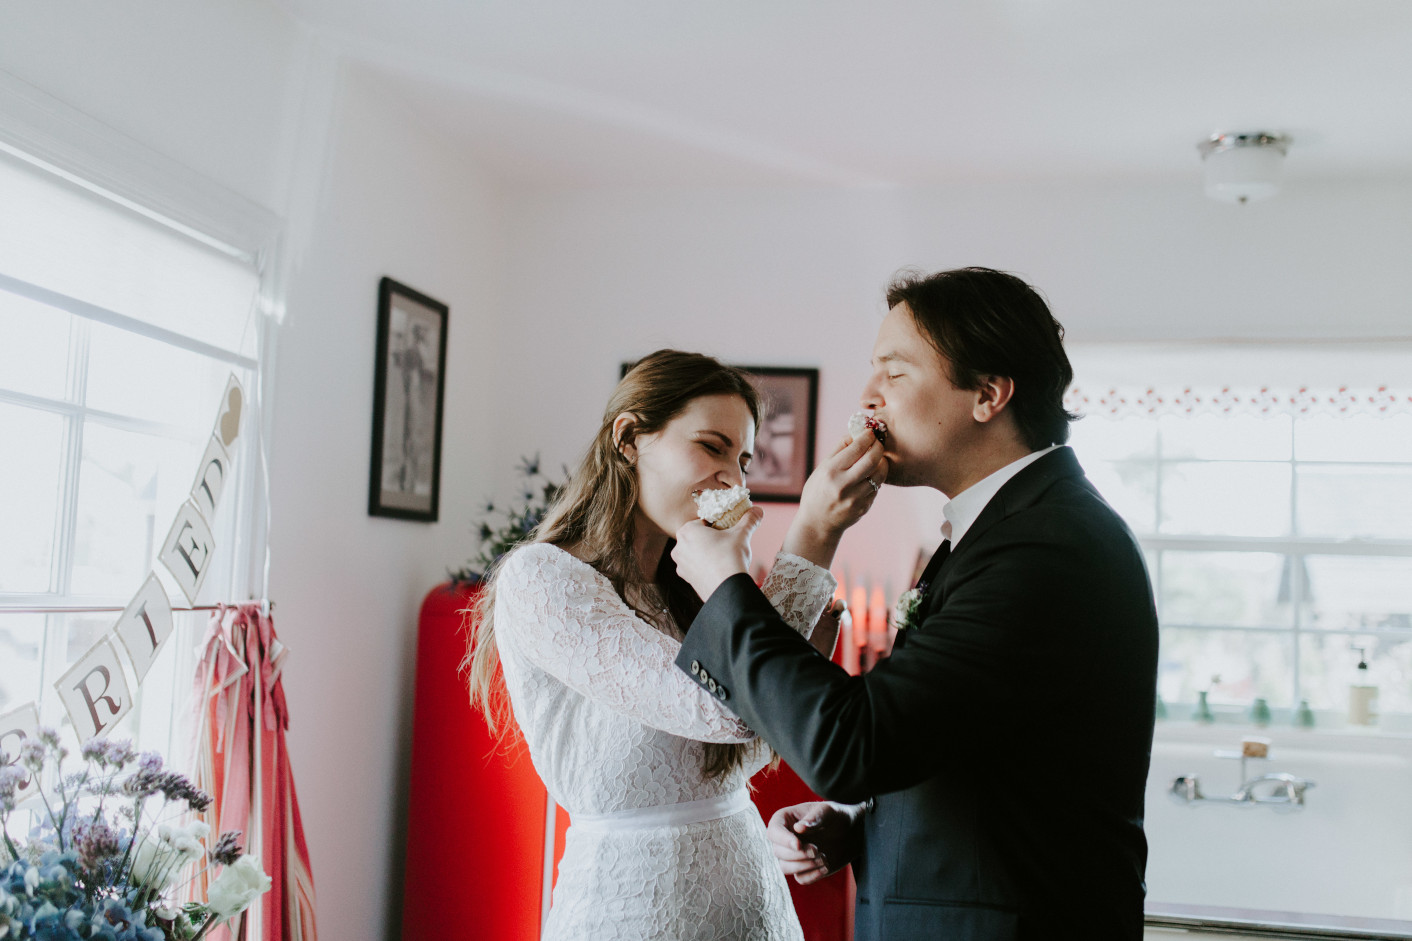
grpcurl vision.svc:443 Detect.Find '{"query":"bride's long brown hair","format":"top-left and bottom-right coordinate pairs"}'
top-left (463, 349), bottom-right (763, 780)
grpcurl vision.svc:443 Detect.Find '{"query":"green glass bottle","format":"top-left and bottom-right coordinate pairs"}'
top-left (1193, 690), bottom-right (1215, 724)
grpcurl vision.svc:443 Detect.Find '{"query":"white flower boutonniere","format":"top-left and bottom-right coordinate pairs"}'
top-left (893, 586), bottom-right (925, 631)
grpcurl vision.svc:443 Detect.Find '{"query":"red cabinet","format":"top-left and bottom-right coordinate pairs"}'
top-left (401, 582), bottom-right (851, 941)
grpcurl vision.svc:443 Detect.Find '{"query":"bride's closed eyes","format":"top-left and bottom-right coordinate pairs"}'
top-left (695, 432), bottom-right (751, 475)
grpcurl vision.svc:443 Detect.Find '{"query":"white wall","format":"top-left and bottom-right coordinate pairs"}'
top-left (6, 3), bottom-right (1412, 937)
top-left (491, 179), bottom-right (1412, 588)
top-left (268, 61), bottom-right (505, 938)
top-left (1, 5), bottom-right (503, 940)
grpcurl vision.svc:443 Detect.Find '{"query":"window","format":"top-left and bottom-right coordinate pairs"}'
top-left (0, 85), bottom-right (277, 761)
top-left (1067, 345), bottom-right (1412, 732)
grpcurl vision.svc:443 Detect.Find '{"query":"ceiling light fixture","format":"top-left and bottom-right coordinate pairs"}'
top-left (1197, 132), bottom-right (1292, 204)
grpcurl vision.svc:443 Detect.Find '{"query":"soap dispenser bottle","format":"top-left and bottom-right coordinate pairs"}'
top-left (1348, 647), bottom-right (1378, 726)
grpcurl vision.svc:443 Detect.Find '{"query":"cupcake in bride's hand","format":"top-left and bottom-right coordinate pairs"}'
top-left (694, 485), bottom-right (752, 530)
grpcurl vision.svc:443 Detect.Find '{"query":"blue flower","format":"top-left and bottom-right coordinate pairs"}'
top-left (27, 900), bottom-right (83, 940)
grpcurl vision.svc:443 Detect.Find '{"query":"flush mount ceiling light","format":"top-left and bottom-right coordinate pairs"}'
top-left (1197, 132), bottom-right (1292, 204)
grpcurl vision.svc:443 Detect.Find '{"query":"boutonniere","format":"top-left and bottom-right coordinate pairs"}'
top-left (893, 584), bottom-right (926, 631)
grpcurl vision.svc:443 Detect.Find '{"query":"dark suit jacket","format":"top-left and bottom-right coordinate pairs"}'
top-left (677, 447), bottom-right (1158, 941)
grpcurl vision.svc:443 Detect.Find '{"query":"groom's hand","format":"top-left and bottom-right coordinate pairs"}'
top-left (672, 506), bottom-right (765, 600)
top-left (767, 801), bottom-right (862, 885)
top-left (782, 432), bottom-right (887, 570)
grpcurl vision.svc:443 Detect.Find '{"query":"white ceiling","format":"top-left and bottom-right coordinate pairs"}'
top-left (276, 0), bottom-right (1412, 187)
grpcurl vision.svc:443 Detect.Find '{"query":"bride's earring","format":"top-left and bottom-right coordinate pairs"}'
top-left (616, 437), bottom-right (636, 466)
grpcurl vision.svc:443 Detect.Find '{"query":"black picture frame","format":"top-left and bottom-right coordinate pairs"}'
top-left (737, 366), bottom-right (818, 502)
top-left (619, 361), bottom-right (818, 502)
top-left (369, 277), bottom-right (449, 521)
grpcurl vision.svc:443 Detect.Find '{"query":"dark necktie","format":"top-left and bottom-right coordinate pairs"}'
top-left (915, 539), bottom-right (951, 592)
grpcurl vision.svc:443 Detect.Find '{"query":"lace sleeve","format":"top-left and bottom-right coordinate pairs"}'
top-left (494, 545), bottom-right (756, 744)
top-left (760, 551), bottom-right (838, 640)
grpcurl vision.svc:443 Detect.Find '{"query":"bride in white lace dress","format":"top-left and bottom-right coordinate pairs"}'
top-left (465, 350), bottom-right (877, 941)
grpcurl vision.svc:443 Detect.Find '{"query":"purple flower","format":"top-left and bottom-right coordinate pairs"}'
top-left (72, 817), bottom-right (125, 873)
top-left (18, 738), bottom-right (45, 772)
top-left (0, 764), bottom-right (29, 812)
top-left (80, 737), bottom-right (138, 771)
top-left (136, 751), bottom-right (163, 775)
top-left (122, 770), bottom-right (212, 813)
top-left (209, 830), bottom-right (244, 866)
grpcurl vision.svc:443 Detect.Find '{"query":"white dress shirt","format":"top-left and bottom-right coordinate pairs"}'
top-left (940, 445), bottom-right (1060, 549)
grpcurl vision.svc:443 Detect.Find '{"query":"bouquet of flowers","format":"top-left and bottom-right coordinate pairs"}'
top-left (0, 728), bottom-right (270, 940)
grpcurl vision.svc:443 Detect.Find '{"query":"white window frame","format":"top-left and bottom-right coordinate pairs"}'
top-left (0, 68), bottom-right (283, 751)
top-left (1067, 344), bottom-right (1412, 733)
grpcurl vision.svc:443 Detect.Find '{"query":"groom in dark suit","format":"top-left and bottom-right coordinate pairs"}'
top-left (672, 267), bottom-right (1159, 940)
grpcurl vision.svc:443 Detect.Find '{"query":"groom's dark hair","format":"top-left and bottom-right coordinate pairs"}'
top-left (886, 266), bottom-right (1077, 451)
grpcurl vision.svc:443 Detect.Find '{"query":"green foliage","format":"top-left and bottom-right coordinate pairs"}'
top-left (451, 455), bottom-right (567, 585)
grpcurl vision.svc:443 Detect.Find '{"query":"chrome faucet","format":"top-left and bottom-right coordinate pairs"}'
top-left (1168, 743), bottom-right (1314, 811)
top-left (1231, 772), bottom-right (1314, 808)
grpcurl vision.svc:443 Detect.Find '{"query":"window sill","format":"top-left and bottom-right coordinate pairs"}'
top-left (1155, 718), bottom-right (1412, 750)
top-left (1146, 902), bottom-right (1412, 939)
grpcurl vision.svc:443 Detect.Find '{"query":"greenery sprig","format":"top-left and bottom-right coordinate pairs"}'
top-left (450, 454), bottom-right (568, 585)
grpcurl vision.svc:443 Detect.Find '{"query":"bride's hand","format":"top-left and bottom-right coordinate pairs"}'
top-left (766, 801), bottom-right (863, 884)
top-left (672, 507), bottom-right (765, 601)
top-left (782, 432), bottom-right (887, 569)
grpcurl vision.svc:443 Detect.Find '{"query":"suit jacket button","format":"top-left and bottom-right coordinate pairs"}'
top-left (716, 686), bottom-right (729, 700)
top-left (707, 678), bottom-right (718, 693)
top-left (690, 660), bottom-right (701, 675)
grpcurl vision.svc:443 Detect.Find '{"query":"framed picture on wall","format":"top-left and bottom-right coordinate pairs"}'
top-left (738, 366), bottom-right (818, 502)
top-left (369, 277), bottom-right (449, 521)
top-left (618, 361), bottom-right (818, 502)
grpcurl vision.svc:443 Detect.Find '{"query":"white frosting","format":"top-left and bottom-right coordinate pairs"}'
top-left (846, 411), bottom-right (869, 440)
top-left (694, 485), bottom-right (751, 524)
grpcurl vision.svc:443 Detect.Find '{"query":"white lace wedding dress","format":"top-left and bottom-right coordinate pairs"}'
top-left (494, 542), bottom-right (837, 941)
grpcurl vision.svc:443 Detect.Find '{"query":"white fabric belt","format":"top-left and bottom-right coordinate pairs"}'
top-left (570, 789), bottom-right (752, 833)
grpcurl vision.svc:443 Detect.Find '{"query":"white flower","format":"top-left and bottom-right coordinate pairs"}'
top-left (206, 854), bottom-right (272, 922)
top-left (153, 899), bottom-right (183, 920)
top-left (23, 866), bottom-right (38, 894)
top-left (169, 820), bottom-right (209, 860)
top-left (893, 588), bottom-right (924, 631)
top-left (131, 821), bottom-right (208, 889)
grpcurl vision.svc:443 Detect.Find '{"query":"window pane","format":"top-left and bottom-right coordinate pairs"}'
top-left (1160, 462), bottom-right (1291, 537)
top-left (1296, 413), bottom-right (1412, 463)
top-left (1084, 460), bottom-right (1156, 533)
top-left (1299, 631), bottom-right (1412, 714)
top-left (70, 422), bottom-right (199, 597)
top-left (0, 291), bottom-right (70, 399)
top-left (0, 403), bottom-right (65, 592)
top-left (0, 613), bottom-right (45, 712)
top-left (1157, 628), bottom-right (1294, 708)
top-left (86, 322), bottom-right (234, 428)
top-left (1159, 414), bottom-right (1292, 461)
top-left (0, 151), bottom-right (260, 356)
top-left (62, 612), bottom-right (111, 664)
top-left (1070, 415), bottom-right (1158, 460)
top-left (1160, 551), bottom-right (1291, 628)
top-left (1296, 464), bottom-right (1412, 539)
top-left (1304, 556), bottom-right (1412, 631)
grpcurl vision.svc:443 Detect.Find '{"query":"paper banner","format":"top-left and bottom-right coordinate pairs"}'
top-left (54, 638), bottom-right (132, 741)
top-left (159, 500), bottom-right (216, 606)
top-left (20, 373), bottom-right (249, 750)
top-left (114, 573), bottom-right (175, 682)
top-left (0, 703), bottom-right (41, 805)
top-left (214, 373), bottom-right (245, 450)
top-left (189, 434), bottom-right (232, 520)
